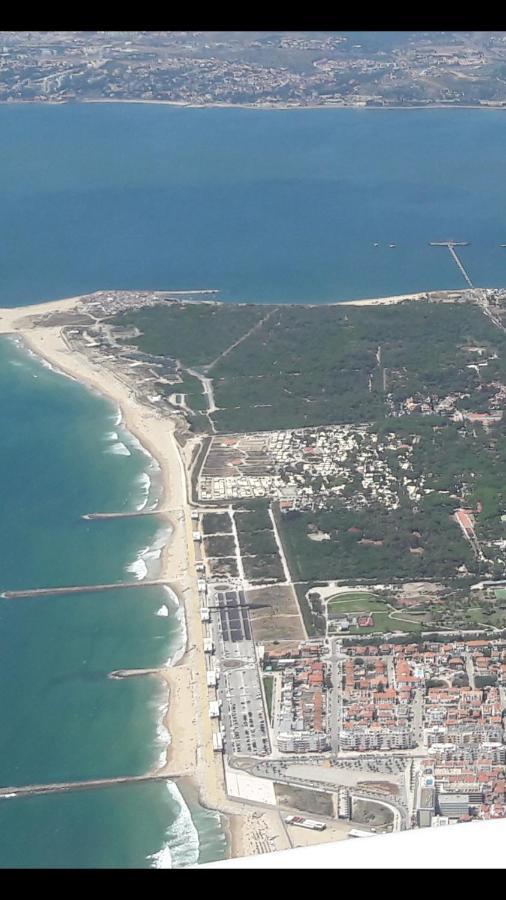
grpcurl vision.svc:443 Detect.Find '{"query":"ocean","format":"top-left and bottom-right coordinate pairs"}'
top-left (0, 104), bottom-right (505, 306)
top-left (0, 337), bottom-right (227, 867)
top-left (1, 103), bottom-right (506, 867)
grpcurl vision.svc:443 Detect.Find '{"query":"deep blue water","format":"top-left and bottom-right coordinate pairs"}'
top-left (0, 104), bottom-right (505, 306)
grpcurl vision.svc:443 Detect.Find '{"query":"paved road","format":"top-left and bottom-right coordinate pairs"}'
top-left (412, 688), bottom-right (424, 747)
top-left (330, 640), bottom-right (344, 752)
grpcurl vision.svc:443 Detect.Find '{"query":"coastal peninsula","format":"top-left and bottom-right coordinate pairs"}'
top-left (3, 282), bottom-right (506, 863)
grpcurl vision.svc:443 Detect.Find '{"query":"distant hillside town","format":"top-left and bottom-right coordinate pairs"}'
top-left (2, 31), bottom-right (506, 108)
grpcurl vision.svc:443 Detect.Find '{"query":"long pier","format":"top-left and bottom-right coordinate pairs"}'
top-left (82, 511), bottom-right (163, 521)
top-left (1, 580), bottom-right (169, 600)
top-left (81, 507), bottom-right (182, 521)
top-left (429, 241), bottom-right (474, 288)
top-left (448, 245), bottom-right (474, 288)
top-left (0, 773), bottom-right (175, 800)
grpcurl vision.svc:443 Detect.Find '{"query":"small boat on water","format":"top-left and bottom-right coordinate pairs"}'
top-left (373, 242), bottom-right (380, 247)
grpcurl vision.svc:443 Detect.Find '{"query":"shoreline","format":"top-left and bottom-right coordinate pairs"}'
top-left (6, 287), bottom-right (457, 866)
top-left (0, 287), bottom-right (484, 327)
top-left (0, 294), bottom-right (364, 865)
top-left (0, 297), bottom-right (342, 865)
top-left (0, 305), bottom-right (235, 860)
top-left (2, 98), bottom-right (506, 112)
top-left (9, 328), bottom-right (199, 775)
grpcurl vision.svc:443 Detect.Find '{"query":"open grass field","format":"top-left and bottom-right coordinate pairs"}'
top-left (346, 611), bottom-right (423, 634)
top-left (247, 585), bottom-right (305, 641)
top-left (327, 592), bottom-right (385, 616)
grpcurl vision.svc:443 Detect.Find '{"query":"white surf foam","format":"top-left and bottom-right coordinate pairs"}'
top-left (125, 527), bottom-right (170, 582)
top-left (105, 441), bottom-right (131, 456)
top-left (149, 843), bottom-right (173, 869)
top-left (143, 547), bottom-right (162, 562)
top-left (126, 432), bottom-right (155, 462)
top-left (144, 526), bottom-right (172, 577)
top-left (103, 431), bottom-right (118, 441)
top-left (156, 604), bottom-right (169, 617)
top-left (15, 341), bottom-right (77, 381)
top-left (163, 585), bottom-right (188, 666)
top-left (149, 783), bottom-right (200, 870)
top-left (135, 471), bottom-right (151, 511)
top-left (126, 555), bottom-right (148, 580)
top-left (38, 357), bottom-right (59, 374)
top-left (151, 685), bottom-right (171, 772)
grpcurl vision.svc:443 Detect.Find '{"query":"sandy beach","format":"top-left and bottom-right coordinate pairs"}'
top-left (0, 295), bottom-right (357, 864)
top-left (337, 289), bottom-right (473, 307)
top-left (0, 296), bottom-right (297, 861)
top-left (0, 300), bottom-right (231, 809)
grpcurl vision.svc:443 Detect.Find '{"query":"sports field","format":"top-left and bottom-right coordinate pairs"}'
top-left (327, 591), bottom-right (385, 616)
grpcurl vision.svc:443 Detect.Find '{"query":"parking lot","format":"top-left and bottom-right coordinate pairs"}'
top-left (210, 585), bottom-right (270, 756)
top-left (222, 666), bottom-right (270, 756)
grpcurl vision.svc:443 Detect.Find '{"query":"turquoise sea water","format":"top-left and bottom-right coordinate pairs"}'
top-left (0, 782), bottom-right (226, 869)
top-left (0, 338), bottom-right (226, 867)
top-left (0, 104), bottom-right (505, 306)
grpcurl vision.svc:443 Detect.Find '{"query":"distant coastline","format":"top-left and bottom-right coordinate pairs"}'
top-left (1, 98), bottom-right (506, 112)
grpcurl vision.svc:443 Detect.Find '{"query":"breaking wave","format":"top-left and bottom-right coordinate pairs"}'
top-left (126, 432), bottom-right (156, 463)
top-left (105, 441), bottom-right (131, 456)
top-left (149, 783), bottom-right (200, 869)
top-left (125, 526), bottom-right (171, 582)
top-left (125, 553), bottom-right (148, 581)
top-left (154, 692), bottom-right (171, 771)
top-left (163, 586), bottom-right (187, 666)
top-left (135, 471), bottom-right (151, 511)
top-left (13, 339), bottom-right (77, 381)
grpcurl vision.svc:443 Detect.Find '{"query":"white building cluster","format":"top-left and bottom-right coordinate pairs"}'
top-left (199, 425), bottom-right (415, 511)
